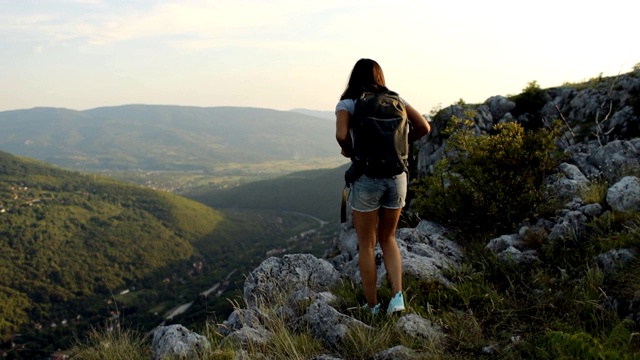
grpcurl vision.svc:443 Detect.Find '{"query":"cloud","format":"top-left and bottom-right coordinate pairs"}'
top-left (0, 0), bottom-right (350, 51)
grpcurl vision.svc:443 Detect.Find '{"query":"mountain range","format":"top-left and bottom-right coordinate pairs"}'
top-left (0, 105), bottom-right (338, 171)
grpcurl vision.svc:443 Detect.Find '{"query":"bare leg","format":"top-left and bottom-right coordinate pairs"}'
top-left (353, 209), bottom-right (379, 307)
top-left (378, 207), bottom-right (403, 295)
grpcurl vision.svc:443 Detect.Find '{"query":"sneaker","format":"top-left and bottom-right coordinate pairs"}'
top-left (387, 291), bottom-right (405, 314)
top-left (361, 303), bottom-right (381, 315)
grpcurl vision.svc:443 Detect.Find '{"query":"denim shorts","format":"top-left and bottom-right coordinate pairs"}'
top-left (350, 173), bottom-right (407, 212)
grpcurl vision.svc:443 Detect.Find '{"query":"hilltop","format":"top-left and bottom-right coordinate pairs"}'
top-left (0, 105), bottom-right (340, 171)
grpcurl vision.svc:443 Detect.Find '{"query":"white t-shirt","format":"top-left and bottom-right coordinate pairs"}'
top-left (335, 97), bottom-right (409, 115)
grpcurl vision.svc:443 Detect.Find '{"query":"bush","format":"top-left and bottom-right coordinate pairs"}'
top-left (412, 117), bottom-right (563, 238)
top-left (510, 81), bottom-right (548, 130)
top-left (546, 319), bottom-right (640, 360)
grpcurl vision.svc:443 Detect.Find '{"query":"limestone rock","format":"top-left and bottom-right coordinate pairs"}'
top-left (304, 299), bottom-right (370, 351)
top-left (373, 345), bottom-right (427, 360)
top-left (597, 249), bottom-right (636, 275)
top-left (548, 210), bottom-right (587, 243)
top-left (219, 309), bottom-right (261, 336)
top-left (221, 326), bottom-right (272, 350)
top-left (151, 324), bottom-right (210, 360)
top-left (244, 254), bottom-right (341, 308)
top-left (395, 313), bottom-right (444, 347)
top-left (606, 176), bottom-right (640, 212)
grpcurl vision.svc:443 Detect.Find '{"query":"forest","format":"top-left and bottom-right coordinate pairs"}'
top-left (0, 150), bottom-right (334, 357)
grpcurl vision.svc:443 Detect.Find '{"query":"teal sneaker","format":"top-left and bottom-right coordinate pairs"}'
top-left (387, 291), bottom-right (405, 314)
top-left (362, 303), bottom-right (381, 315)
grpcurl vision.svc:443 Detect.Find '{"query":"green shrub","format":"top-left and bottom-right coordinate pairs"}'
top-left (412, 117), bottom-right (563, 237)
top-left (546, 319), bottom-right (640, 360)
top-left (509, 81), bottom-right (547, 130)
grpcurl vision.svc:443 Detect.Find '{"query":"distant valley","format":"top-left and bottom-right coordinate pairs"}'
top-left (0, 105), bottom-right (341, 172)
top-left (189, 163), bottom-right (350, 222)
top-left (0, 104), bottom-right (348, 358)
top-left (0, 148), bottom-right (343, 357)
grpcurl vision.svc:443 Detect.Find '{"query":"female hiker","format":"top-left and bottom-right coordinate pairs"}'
top-left (335, 58), bottom-right (431, 314)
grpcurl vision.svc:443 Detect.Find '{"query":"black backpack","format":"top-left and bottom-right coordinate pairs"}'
top-left (351, 88), bottom-right (410, 178)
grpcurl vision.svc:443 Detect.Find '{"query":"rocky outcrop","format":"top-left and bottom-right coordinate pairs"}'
top-left (152, 216), bottom-right (461, 359)
top-left (337, 221), bottom-right (463, 289)
top-left (217, 220), bottom-right (459, 358)
top-left (486, 139), bottom-right (639, 264)
top-left (152, 71), bottom-right (640, 359)
top-left (417, 72), bottom-right (640, 178)
top-left (566, 139), bottom-right (640, 183)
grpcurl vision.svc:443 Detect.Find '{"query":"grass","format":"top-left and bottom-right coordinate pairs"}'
top-left (580, 176), bottom-right (610, 204)
top-left (64, 209), bottom-right (640, 359)
top-left (66, 327), bottom-right (150, 360)
top-left (239, 303), bottom-right (323, 359)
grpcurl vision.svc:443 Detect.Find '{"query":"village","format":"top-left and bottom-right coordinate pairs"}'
top-left (0, 183), bottom-right (47, 213)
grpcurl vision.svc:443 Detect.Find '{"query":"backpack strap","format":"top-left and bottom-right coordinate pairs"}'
top-left (341, 182), bottom-right (349, 223)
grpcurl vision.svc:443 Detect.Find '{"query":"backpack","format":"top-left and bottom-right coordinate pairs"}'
top-left (351, 88), bottom-right (410, 178)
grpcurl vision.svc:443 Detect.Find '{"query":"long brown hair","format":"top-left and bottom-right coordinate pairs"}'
top-left (340, 58), bottom-right (387, 100)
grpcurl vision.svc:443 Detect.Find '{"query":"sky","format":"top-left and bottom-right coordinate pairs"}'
top-left (1, 0), bottom-right (639, 114)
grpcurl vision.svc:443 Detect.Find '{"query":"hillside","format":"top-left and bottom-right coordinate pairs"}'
top-left (0, 150), bottom-right (219, 328)
top-left (290, 108), bottom-right (335, 120)
top-left (188, 162), bottom-right (350, 222)
top-left (0, 105), bottom-right (339, 171)
top-left (0, 150), bottom-right (323, 357)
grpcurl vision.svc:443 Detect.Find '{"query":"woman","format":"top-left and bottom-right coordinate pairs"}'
top-left (335, 58), bottom-right (431, 314)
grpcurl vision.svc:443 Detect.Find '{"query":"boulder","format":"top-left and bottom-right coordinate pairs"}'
top-left (580, 203), bottom-right (603, 217)
top-left (497, 246), bottom-right (540, 265)
top-left (552, 163), bottom-right (590, 199)
top-left (597, 249), bottom-right (636, 275)
top-left (341, 224), bottom-right (463, 288)
top-left (485, 95), bottom-right (516, 120)
top-left (219, 308), bottom-right (261, 336)
top-left (221, 326), bottom-right (272, 350)
top-left (583, 140), bottom-right (640, 182)
top-left (606, 176), bottom-right (640, 212)
top-left (395, 313), bottom-right (444, 347)
top-left (486, 234), bottom-right (525, 253)
top-left (244, 254), bottom-right (341, 308)
top-left (373, 345), bottom-right (426, 360)
top-left (486, 232), bottom-right (541, 265)
top-left (151, 324), bottom-right (210, 360)
top-left (548, 210), bottom-right (587, 243)
top-left (304, 299), bottom-right (370, 351)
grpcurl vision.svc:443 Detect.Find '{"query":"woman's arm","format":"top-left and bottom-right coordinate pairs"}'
top-left (335, 109), bottom-right (353, 158)
top-left (406, 104), bottom-right (431, 142)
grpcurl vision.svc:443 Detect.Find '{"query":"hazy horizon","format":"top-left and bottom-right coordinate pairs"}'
top-left (2, 0), bottom-right (639, 114)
